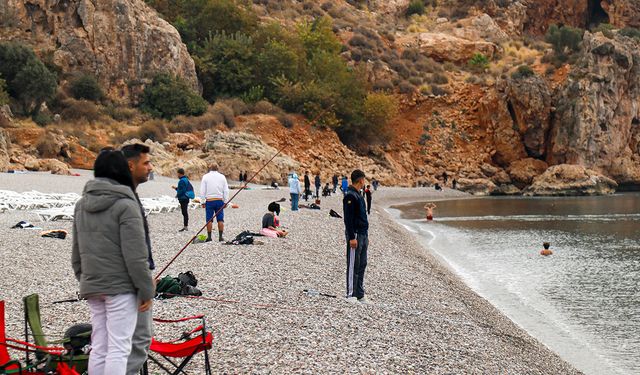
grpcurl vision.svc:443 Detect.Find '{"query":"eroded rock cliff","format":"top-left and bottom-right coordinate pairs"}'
top-left (0, 0), bottom-right (198, 100)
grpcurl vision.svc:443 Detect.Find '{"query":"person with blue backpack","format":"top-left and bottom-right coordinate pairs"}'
top-left (173, 168), bottom-right (195, 232)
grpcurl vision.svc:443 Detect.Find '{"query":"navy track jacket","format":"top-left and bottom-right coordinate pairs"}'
top-left (343, 186), bottom-right (369, 240)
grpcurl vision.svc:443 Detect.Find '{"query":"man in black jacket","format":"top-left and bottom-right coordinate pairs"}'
top-left (303, 171), bottom-right (311, 201)
top-left (343, 169), bottom-right (369, 303)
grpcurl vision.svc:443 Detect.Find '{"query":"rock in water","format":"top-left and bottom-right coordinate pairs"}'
top-left (524, 164), bottom-right (618, 196)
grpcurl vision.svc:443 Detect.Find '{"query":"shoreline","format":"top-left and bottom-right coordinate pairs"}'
top-left (0, 173), bottom-right (580, 373)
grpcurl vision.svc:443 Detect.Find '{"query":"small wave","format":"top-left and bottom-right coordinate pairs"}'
top-left (434, 213), bottom-right (640, 222)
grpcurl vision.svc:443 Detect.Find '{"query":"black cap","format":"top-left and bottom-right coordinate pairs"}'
top-left (351, 169), bottom-right (366, 183)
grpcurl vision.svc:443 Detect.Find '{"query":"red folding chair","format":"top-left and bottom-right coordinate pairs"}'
top-left (142, 315), bottom-right (212, 375)
top-left (1, 300), bottom-right (78, 375)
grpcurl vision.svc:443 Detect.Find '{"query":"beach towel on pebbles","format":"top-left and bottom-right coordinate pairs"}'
top-left (40, 229), bottom-right (68, 239)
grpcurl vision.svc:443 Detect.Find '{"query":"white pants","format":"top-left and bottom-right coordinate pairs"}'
top-left (87, 293), bottom-right (138, 375)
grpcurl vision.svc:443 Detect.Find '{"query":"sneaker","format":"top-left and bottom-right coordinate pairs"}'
top-left (358, 296), bottom-right (372, 305)
top-left (178, 227), bottom-right (188, 232)
top-left (345, 297), bottom-right (359, 304)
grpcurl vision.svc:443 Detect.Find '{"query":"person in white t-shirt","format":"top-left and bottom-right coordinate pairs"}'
top-left (200, 163), bottom-right (229, 242)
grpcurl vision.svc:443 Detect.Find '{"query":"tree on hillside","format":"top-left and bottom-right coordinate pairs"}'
top-left (0, 77), bottom-right (9, 106)
top-left (12, 59), bottom-right (57, 115)
top-left (0, 42), bottom-right (58, 115)
top-left (140, 73), bottom-right (207, 119)
top-left (69, 74), bottom-right (104, 102)
top-left (194, 32), bottom-right (256, 101)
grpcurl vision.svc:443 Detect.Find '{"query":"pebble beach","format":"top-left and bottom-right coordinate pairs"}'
top-left (0, 171), bottom-right (581, 374)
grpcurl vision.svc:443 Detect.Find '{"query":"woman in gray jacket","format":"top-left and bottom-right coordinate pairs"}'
top-left (72, 150), bottom-right (154, 375)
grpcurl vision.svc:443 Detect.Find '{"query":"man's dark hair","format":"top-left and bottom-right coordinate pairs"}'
top-left (177, 168), bottom-right (185, 175)
top-left (543, 242), bottom-right (550, 249)
top-left (94, 150), bottom-right (135, 190)
top-left (121, 143), bottom-right (150, 160)
top-left (351, 169), bottom-right (365, 184)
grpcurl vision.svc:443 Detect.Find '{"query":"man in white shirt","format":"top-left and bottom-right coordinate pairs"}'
top-left (200, 163), bottom-right (229, 242)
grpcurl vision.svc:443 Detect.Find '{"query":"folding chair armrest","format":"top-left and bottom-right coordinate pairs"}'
top-left (153, 315), bottom-right (204, 324)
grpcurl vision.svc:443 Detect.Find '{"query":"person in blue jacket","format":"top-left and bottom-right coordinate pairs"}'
top-left (341, 175), bottom-right (348, 195)
top-left (172, 168), bottom-right (192, 232)
top-left (343, 169), bottom-right (370, 304)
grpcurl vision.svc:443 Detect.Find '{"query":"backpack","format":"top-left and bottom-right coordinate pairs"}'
top-left (63, 323), bottom-right (92, 355)
top-left (156, 275), bottom-right (182, 298)
top-left (185, 179), bottom-right (195, 199)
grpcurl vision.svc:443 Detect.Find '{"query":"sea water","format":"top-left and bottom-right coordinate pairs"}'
top-left (390, 193), bottom-right (640, 375)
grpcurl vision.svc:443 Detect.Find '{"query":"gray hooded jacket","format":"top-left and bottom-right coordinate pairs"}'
top-left (72, 178), bottom-right (154, 301)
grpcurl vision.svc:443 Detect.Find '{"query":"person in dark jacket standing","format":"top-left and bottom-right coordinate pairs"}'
top-left (332, 174), bottom-right (339, 193)
top-left (121, 143), bottom-right (155, 375)
top-left (243, 171), bottom-right (248, 183)
top-left (72, 150), bottom-right (154, 375)
top-left (239, 171), bottom-right (244, 183)
top-left (343, 169), bottom-right (369, 304)
top-left (303, 171), bottom-right (311, 201)
top-left (172, 168), bottom-right (191, 232)
top-left (364, 184), bottom-right (372, 215)
top-left (314, 172), bottom-right (321, 199)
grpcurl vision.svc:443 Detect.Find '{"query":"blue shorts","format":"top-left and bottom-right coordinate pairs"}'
top-left (205, 200), bottom-right (225, 223)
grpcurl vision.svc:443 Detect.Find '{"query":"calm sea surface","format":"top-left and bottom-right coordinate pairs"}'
top-left (390, 193), bottom-right (640, 375)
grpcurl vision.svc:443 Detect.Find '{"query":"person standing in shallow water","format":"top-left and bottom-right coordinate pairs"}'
top-left (343, 169), bottom-right (370, 304)
top-left (540, 242), bottom-right (553, 256)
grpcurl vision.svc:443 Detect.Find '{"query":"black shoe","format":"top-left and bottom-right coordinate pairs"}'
top-left (205, 238), bottom-right (212, 242)
top-left (178, 227), bottom-right (188, 232)
top-left (218, 237), bottom-right (225, 242)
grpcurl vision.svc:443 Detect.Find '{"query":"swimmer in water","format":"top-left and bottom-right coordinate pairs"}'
top-left (540, 242), bottom-right (553, 256)
top-left (424, 202), bottom-right (437, 221)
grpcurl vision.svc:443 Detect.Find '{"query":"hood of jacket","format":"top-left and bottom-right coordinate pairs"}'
top-left (82, 178), bottom-right (137, 213)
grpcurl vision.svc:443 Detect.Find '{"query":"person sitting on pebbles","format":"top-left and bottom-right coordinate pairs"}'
top-left (260, 202), bottom-right (288, 238)
top-left (424, 202), bottom-right (437, 221)
top-left (540, 242), bottom-right (553, 256)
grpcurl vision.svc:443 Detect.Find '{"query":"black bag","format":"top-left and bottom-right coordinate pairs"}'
top-left (177, 271), bottom-right (198, 287)
top-left (228, 231), bottom-right (255, 245)
top-left (63, 323), bottom-right (92, 355)
top-left (329, 209), bottom-right (342, 218)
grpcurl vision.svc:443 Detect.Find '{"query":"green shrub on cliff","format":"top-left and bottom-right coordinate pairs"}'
top-left (69, 74), bottom-right (104, 102)
top-left (140, 73), bottom-right (207, 120)
top-left (511, 65), bottom-right (535, 80)
top-left (545, 25), bottom-right (584, 54)
top-left (406, 1), bottom-right (426, 17)
top-left (0, 42), bottom-right (57, 115)
top-left (0, 77), bottom-right (8, 106)
top-left (619, 27), bottom-right (640, 40)
top-left (468, 53), bottom-right (489, 72)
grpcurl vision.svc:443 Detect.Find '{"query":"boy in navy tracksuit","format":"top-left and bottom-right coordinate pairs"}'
top-left (343, 169), bottom-right (369, 303)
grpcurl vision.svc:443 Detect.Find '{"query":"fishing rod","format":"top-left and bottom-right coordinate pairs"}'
top-left (154, 107), bottom-right (333, 280)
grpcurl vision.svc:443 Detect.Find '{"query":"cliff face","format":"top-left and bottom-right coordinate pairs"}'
top-left (0, 0), bottom-right (198, 101)
top-left (548, 32), bottom-right (640, 189)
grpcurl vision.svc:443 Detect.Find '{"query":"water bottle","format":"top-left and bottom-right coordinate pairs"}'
top-left (305, 289), bottom-right (320, 297)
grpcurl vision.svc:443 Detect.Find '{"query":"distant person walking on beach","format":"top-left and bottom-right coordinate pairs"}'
top-left (343, 169), bottom-right (370, 303)
top-left (540, 242), bottom-right (553, 256)
top-left (372, 179), bottom-right (379, 191)
top-left (364, 184), bottom-right (372, 215)
top-left (303, 171), bottom-right (311, 201)
top-left (314, 173), bottom-right (321, 198)
top-left (121, 143), bottom-right (155, 375)
top-left (341, 175), bottom-right (348, 195)
top-left (288, 172), bottom-right (302, 211)
top-left (172, 168), bottom-right (193, 232)
top-left (200, 163), bottom-right (229, 242)
top-left (452, 178), bottom-right (457, 190)
top-left (332, 174), bottom-right (339, 193)
top-left (442, 171), bottom-right (448, 185)
top-left (243, 171), bottom-right (248, 184)
top-left (239, 171), bottom-right (244, 183)
top-left (424, 202), bottom-right (437, 221)
top-left (73, 149), bottom-right (154, 375)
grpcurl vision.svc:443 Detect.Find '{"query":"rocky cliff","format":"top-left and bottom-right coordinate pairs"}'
top-left (0, 0), bottom-right (198, 100)
top-left (549, 32), bottom-right (640, 190)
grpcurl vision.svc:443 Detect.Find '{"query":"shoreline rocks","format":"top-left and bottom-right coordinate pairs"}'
top-left (524, 164), bottom-right (618, 196)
